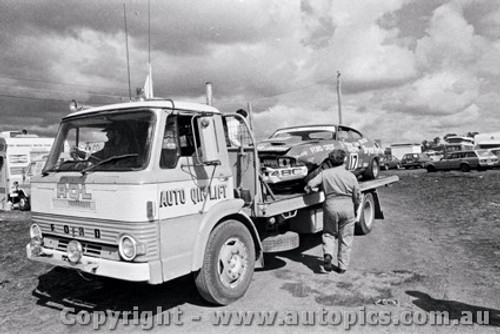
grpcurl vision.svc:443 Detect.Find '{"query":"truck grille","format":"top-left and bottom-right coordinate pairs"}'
top-left (43, 235), bottom-right (120, 261)
top-left (32, 212), bottom-right (159, 261)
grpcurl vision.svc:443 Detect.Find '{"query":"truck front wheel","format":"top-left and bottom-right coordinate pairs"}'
top-left (195, 219), bottom-right (255, 305)
top-left (355, 193), bottom-right (375, 235)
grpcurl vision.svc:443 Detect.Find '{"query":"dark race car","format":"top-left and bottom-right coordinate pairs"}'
top-left (257, 124), bottom-right (384, 188)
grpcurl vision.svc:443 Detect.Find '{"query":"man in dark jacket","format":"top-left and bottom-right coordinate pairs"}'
top-left (304, 149), bottom-right (361, 273)
top-left (70, 123), bottom-right (135, 163)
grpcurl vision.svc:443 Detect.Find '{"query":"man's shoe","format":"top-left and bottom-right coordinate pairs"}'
top-left (324, 254), bottom-right (333, 272)
top-left (336, 268), bottom-right (346, 274)
top-left (324, 263), bottom-right (334, 272)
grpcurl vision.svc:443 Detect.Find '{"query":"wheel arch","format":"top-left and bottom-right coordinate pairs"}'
top-left (191, 199), bottom-right (263, 272)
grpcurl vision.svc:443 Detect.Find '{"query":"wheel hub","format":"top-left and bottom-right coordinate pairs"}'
top-left (218, 238), bottom-right (247, 288)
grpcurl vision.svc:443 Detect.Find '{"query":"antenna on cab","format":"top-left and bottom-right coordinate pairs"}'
top-left (123, 3), bottom-right (132, 101)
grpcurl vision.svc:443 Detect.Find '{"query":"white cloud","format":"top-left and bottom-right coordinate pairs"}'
top-left (2, 0), bottom-right (500, 146)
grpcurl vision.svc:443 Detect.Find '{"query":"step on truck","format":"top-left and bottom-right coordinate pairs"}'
top-left (27, 95), bottom-right (398, 305)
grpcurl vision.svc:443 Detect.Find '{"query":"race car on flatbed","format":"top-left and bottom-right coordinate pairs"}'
top-left (257, 124), bottom-right (384, 188)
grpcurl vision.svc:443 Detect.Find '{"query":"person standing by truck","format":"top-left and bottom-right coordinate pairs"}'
top-left (304, 149), bottom-right (361, 274)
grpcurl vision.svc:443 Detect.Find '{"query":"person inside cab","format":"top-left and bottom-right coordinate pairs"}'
top-left (70, 123), bottom-right (137, 163)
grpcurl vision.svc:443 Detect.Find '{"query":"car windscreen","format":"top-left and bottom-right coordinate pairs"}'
top-left (272, 130), bottom-right (334, 140)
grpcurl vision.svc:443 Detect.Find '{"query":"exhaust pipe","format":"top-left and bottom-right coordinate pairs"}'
top-left (205, 82), bottom-right (213, 106)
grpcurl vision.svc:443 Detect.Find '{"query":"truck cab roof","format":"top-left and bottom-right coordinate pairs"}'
top-left (65, 100), bottom-right (222, 119)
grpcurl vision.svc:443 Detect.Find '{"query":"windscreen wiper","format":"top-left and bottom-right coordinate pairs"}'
top-left (81, 154), bottom-right (138, 174)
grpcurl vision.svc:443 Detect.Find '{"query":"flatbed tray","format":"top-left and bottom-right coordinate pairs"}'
top-left (255, 175), bottom-right (399, 218)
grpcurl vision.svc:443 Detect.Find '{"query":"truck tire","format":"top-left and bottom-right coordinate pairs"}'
top-left (460, 164), bottom-right (470, 172)
top-left (355, 193), bottom-right (375, 235)
top-left (194, 219), bottom-right (255, 305)
top-left (363, 159), bottom-right (379, 180)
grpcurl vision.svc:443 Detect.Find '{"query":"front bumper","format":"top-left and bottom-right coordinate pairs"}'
top-left (262, 166), bottom-right (308, 184)
top-left (26, 244), bottom-right (151, 282)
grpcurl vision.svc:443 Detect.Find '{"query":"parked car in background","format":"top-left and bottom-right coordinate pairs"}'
top-left (381, 155), bottom-right (401, 170)
top-left (426, 149), bottom-right (498, 172)
top-left (487, 148), bottom-right (500, 168)
top-left (401, 153), bottom-right (431, 169)
top-left (425, 150), bottom-right (443, 162)
top-left (257, 124), bottom-right (384, 188)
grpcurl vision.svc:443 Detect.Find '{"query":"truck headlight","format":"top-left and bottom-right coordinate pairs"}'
top-left (67, 240), bottom-right (83, 264)
top-left (29, 224), bottom-right (43, 256)
top-left (30, 224), bottom-right (42, 239)
top-left (119, 235), bottom-right (138, 261)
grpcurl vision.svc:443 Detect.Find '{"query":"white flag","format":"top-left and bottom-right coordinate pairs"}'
top-left (144, 64), bottom-right (153, 98)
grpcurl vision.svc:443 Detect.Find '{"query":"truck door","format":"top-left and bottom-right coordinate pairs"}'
top-left (223, 114), bottom-right (258, 205)
top-left (157, 112), bottom-right (233, 281)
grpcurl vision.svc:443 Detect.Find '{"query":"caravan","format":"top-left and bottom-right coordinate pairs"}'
top-left (474, 132), bottom-right (500, 149)
top-left (0, 131), bottom-right (54, 210)
top-left (443, 136), bottom-right (475, 158)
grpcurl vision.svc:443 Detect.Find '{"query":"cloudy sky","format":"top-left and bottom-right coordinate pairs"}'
top-left (1, 0), bottom-right (499, 146)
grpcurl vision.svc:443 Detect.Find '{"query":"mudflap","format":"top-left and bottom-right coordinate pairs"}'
top-left (372, 191), bottom-right (384, 220)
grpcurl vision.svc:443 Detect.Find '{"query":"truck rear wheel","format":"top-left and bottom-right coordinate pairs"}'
top-left (355, 193), bottom-right (375, 235)
top-left (194, 219), bottom-right (255, 305)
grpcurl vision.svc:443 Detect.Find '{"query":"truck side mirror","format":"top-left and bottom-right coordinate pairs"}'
top-left (196, 116), bottom-right (220, 165)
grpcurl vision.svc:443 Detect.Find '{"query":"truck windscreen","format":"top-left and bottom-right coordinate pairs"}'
top-left (44, 110), bottom-right (155, 173)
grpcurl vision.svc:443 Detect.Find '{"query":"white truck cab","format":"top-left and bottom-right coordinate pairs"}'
top-left (27, 99), bottom-right (397, 305)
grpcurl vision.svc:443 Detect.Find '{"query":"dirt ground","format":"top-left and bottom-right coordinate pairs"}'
top-left (1, 168), bottom-right (500, 333)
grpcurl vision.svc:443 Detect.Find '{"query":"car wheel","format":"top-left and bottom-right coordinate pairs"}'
top-left (460, 164), bottom-right (470, 172)
top-left (355, 193), bottom-right (376, 235)
top-left (363, 159), bottom-right (379, 180)
top-left (19, 197), bottom-right (30, 211)
top-left (426, 165), bottom-right (436, 173)
top-left (194, 219), bottom-right (255, 305)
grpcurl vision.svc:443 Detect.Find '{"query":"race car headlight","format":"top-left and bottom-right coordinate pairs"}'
top-left (67, 240), bottom-right (83, 264)
top-left (277, 157), bottom-right (292, 167)
top-left (119, 235), bottom-right (138, 261)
